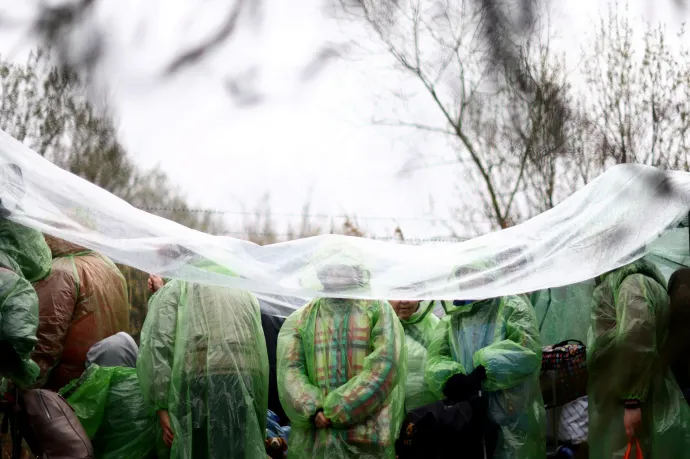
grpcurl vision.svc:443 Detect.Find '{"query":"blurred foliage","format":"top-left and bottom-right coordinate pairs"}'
top-left (116, 263), bottom-right (152, 344)
top-left (0, 48), bottom-right (223, 234)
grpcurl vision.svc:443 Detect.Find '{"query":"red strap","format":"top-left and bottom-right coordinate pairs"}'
top-left (624, 439), bottom-right (644, 459)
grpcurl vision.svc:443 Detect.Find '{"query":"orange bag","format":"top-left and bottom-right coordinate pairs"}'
top-left (624, 439), bottom-right (644, 459)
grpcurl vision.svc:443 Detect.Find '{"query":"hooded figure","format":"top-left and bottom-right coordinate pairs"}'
top-left (587, 259), bottom-right (690, 458)
top-left (61, 332), bottom-right (158, 459)
top-left (32, 236), bottom-right (130, 390)
top-left (0, 218), bottom-right (51, 388)
top-left (277, 261), bottom-right (407, 459)
top-left (86, 331), bottom-right (138, 369)
top-left (390, 299), bottom-right (440, 412)
top-left (137, 265), bottom-right (269, 459)
top-left (425, 263), bottom-right (546, 459)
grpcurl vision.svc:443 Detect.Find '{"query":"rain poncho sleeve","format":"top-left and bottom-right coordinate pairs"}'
top-left (137, 282), bottom-right (180, 412)
top-left (322, 301), bottom-right (405, 427)
top-left (0, 271), bottom-right (40, 387)
top-left (474, 296), bottom-right (541, 392)
top-left (424, 318), bottom-right (464, 397)
top-left (277, 312), bottom-right (324, 426)
top-left (613, 274), bottom-right (658, 402)
top-left (31, 268), bottom-right (76, 387)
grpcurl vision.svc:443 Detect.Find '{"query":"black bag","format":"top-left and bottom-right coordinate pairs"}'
top-left (16, 389), bottom-right (94, 459)
top-left (395, 397), bottom-right (497, 459)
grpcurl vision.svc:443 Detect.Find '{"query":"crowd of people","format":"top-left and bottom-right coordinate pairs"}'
top-left (2, 214), bottom-right (690, 459)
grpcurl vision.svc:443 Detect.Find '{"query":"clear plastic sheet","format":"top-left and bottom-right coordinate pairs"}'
top-left (1, 128), bottom-right (690, 301)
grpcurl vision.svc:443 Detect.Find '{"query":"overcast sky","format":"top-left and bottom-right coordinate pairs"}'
top-left (0, 0), bottom-right (687, 241)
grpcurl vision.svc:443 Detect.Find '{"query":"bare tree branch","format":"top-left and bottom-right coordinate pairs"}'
top-left (166, 0), bottom-right (247, 75)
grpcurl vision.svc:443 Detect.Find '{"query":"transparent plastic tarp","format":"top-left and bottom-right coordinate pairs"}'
top-left (1, 128), bottom-right (690, 301)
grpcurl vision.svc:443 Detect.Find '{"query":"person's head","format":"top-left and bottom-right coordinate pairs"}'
top-left (316, 263), bottom-right (370, 292)
top-left (389, 300), bottom-right (421, 320)
top-left (85, 332), bottom-right (138, 368)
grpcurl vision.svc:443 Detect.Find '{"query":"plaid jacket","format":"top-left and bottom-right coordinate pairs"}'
top-left (278, 298), bottom-right (406, 457)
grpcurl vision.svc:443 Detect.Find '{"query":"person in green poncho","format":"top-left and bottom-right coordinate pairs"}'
top-left (61, 332), bottom-right (157, 459)
top-left (0, 217), bottom-right (52, 389)
top-left (137, 266), bottom-right (269, 459)
top-left (587, 259), bottom-right (690, 458)
top-left (277, 262), bottom-right (407, 459)
top-left (389, 298), bottom-right (439, 412)
top-left (424, 264), bottom-right (546, 459)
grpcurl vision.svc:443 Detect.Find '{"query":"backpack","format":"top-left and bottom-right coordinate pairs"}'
top-left (540, 340), bottom-right (588, 408)
top-left (14, 389), bottom-right (94, 459)
top-left (395, 397), bottom-right (497, 459)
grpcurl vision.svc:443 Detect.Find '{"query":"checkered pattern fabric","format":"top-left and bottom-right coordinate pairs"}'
top-left (541, 340), bottom-right (588, 407)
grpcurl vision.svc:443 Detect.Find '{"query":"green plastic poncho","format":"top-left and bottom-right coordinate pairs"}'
top-left (398, 300), bottom-right (440, 412)
top-left (532, 282), bottom-right (595, 345)
top-left (0, 218), bottom-right (51, 387)
top-left (60, 364), bottom-right (156, 459)
top-left (426, 296), bottom-right (546, 459)
top-left (137, 278), bottom-right (269, 459)
top-left (587, 259), bottom-right (690, 458)
top-left (277, 298), bottom-right (407, 459)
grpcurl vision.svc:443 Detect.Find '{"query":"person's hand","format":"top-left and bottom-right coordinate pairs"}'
top-left (315, 412), bottom-right (331, 429)
top-left (157, 410), bottom-right (174, 447)
top-left (624, 407), bottom-right (642, 439)
top-left (148, 275), bottom-right (164, 294)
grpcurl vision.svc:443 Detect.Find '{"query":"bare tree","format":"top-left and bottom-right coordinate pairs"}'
top-left (354, 0), bottom-right (573, 230)
top-left (579, 3), bottom-right (690, 174)
top-left (0, 48), bottom-right (224, 234)
top-left (241, 193), bottom-right (374, 245)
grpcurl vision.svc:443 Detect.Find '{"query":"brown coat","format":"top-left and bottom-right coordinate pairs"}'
top-left (32, 240), bottom-right (129, 390)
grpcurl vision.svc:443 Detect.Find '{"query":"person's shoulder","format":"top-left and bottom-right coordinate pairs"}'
top-left (156, 278), bottom-right (185, 296)
top-left (0, 268), bottom-right (34, 296)
top-left (621, 272), bottom-right (667, 297)
top-left (501, 294), bottom-right (536, 315)
top-left (502, 294), bottom-right (530, 306)
top-left (33, 261), bottom-right (75, 286)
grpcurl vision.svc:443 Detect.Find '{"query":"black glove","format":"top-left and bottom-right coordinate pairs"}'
top-left (0, 340), bottom-right (21, 374)
top-left (442, 366), bottom-right (487, 402)
top-left (470, 365), bottom-right (487, 386)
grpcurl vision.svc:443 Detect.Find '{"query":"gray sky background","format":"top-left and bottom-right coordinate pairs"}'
top-left (0, 0), bottom-right (686, 240)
